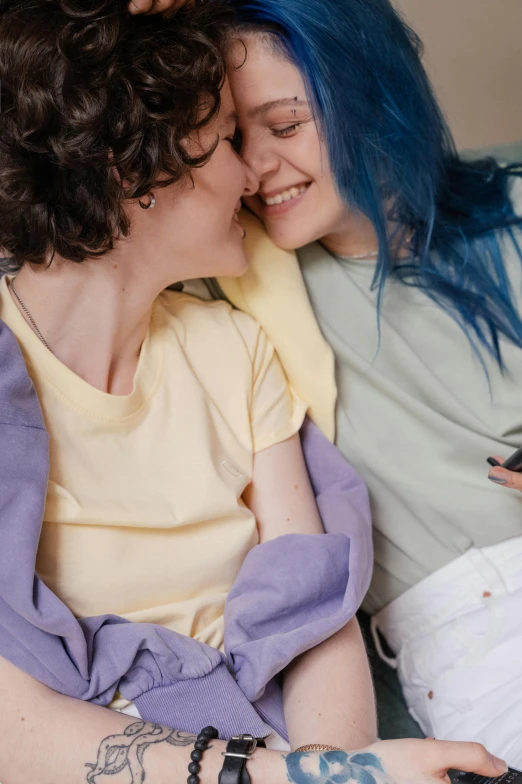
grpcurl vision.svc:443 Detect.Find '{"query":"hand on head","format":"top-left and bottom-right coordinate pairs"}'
top-left (128, 0), bottom-right (191, 14)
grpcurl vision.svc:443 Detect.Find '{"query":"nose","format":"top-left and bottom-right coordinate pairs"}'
top-left (240, 134), bottom-right (281, 185)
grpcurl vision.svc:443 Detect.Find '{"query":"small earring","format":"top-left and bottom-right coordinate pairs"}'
top-left (138, 192), bottom-right (156, 210)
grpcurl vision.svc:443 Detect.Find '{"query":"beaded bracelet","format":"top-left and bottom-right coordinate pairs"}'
top-left (187, 726), bottom-right (219, 784)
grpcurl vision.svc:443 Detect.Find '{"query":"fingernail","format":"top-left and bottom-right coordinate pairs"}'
top-left (493, 755), bottom-right (508, 774)
top-left (488, 475), bottom-right (508, 485)
top-left (487, 456), bottom-right (501, 467)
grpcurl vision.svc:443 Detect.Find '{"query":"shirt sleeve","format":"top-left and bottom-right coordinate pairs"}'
top-left (247, 323), bottom-right (308, 454)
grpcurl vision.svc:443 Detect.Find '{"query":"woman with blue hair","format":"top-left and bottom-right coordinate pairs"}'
top-left (195, 0), bottom-right (522, 767)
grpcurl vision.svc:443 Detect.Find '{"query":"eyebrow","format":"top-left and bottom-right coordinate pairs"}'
top-left (247, 98), bottom-right (308, 119)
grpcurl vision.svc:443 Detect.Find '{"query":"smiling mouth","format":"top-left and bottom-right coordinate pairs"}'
top-left (260, 184), bottom-right (308, 206)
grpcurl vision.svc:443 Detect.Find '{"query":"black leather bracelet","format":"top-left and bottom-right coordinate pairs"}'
top-left (218, 734), bottom-right (258, 784)
top-left (187, 726), bottom-right (218, 784)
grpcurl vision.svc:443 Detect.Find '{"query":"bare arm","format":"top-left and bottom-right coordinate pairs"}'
top-left (0, 655), bottom-right (505, 784)
top-left (0, 656), bottom-right (280, 784)
top-left (244, 433), bottom-right (377, 750)
top-left (283, 617), bottom-right (377, 749)
top-left (243, 432), bottom-right (324, 540)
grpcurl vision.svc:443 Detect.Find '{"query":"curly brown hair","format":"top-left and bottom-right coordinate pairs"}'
top-left (0, 0), bottom-right (232, 270)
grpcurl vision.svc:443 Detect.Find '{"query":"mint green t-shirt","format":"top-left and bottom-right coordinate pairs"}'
top-left (297, 231), bottom-right (522, 613)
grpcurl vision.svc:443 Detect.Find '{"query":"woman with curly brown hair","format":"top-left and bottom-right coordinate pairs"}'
top-left (0, 1), bottom-right (506, 783)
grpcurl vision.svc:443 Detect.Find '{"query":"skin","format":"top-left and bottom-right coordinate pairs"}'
top-left (488, 456), bottom-right (522, 491)
top-left (127, 0), bottom-right (191, 15)
top-left (0, 657), bottom-right (508, 784)
top-left (227, 33), bottom-right (379, 257)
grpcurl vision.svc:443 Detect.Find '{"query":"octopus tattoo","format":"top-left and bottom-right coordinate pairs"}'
top-left (85, 720), bottom-right (196, 783)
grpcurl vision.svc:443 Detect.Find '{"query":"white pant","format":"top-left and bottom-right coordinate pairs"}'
top-left (372, 536), bottom-right (522, 767)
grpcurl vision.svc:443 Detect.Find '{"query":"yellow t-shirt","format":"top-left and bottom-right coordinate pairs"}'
top-left (0, 277), bottom-right (306, 706)
top-left (218, 210), bottom-right (337, 441)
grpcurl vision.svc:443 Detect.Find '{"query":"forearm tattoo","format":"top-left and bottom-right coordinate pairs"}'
top-left (285, 749), bottom-right (386, 784)
top-left (85, 720), bottom-right (196, 783)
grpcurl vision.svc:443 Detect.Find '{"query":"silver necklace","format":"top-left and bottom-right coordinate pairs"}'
top-left (337, 229), bottom-right (414, 261)
top-left (10, 279), bottom-right (52, 351)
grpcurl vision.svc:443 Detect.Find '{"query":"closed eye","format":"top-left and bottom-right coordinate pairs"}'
top-left (225, 128), bottom-right (243, 153)
top-left (271, 123), bottom-right (301, 138)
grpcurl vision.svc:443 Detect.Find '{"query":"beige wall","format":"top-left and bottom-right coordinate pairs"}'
top-left (393, 0), bottom-right (522, 150)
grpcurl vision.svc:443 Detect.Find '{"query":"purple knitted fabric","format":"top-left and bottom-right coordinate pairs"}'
top-left (0, 319), bottom-right (373, 739)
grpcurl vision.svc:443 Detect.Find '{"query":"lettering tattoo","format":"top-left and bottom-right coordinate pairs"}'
top-left (85, 720), bottom-right (196, 784)
top-left (285, 750), bottom-right (386, 784)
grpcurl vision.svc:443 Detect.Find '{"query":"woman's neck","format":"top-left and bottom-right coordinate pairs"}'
top-left (321, 208), bottom-right (412, 261)
top-left (321, 211), bottom-right (379, 259)
top-left (12, 249), bottom-right (165, 395)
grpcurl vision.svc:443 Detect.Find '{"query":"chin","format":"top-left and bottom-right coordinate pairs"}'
top-left (214, 247), bottom-right (250, 279)
top-left (265, 221), bottom-right (321, 252)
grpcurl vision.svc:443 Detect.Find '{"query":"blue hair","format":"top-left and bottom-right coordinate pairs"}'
top-left (229, 0), bottom-right (522, 367)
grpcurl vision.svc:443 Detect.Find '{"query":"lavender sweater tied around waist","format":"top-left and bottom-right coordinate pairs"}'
top-left (0, 318), bottom-right (373, 740)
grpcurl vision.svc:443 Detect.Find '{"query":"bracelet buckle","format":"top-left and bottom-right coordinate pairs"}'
top-left (221, 734), bottom-right (257, 759)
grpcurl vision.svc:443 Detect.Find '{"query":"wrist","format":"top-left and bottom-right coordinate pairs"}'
top-left (244, 747), bottom-right (286, 784)
top-left (145, 735), bottom-right (227, 784)
top-left (199, 743), bottom-right (228, 784)
top-left (145, 732), bottom-right (285, 784)
top-left (218, 735), bottom-right (287, 784)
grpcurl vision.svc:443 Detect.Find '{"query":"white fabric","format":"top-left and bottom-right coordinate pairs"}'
top-left (116, 702), bottom-right (290, 750)
top-left (373, 536), bottom-right (522, 766)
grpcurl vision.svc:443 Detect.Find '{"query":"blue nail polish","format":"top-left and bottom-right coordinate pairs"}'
top-left (488, 475), bottom-right (508, 485)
